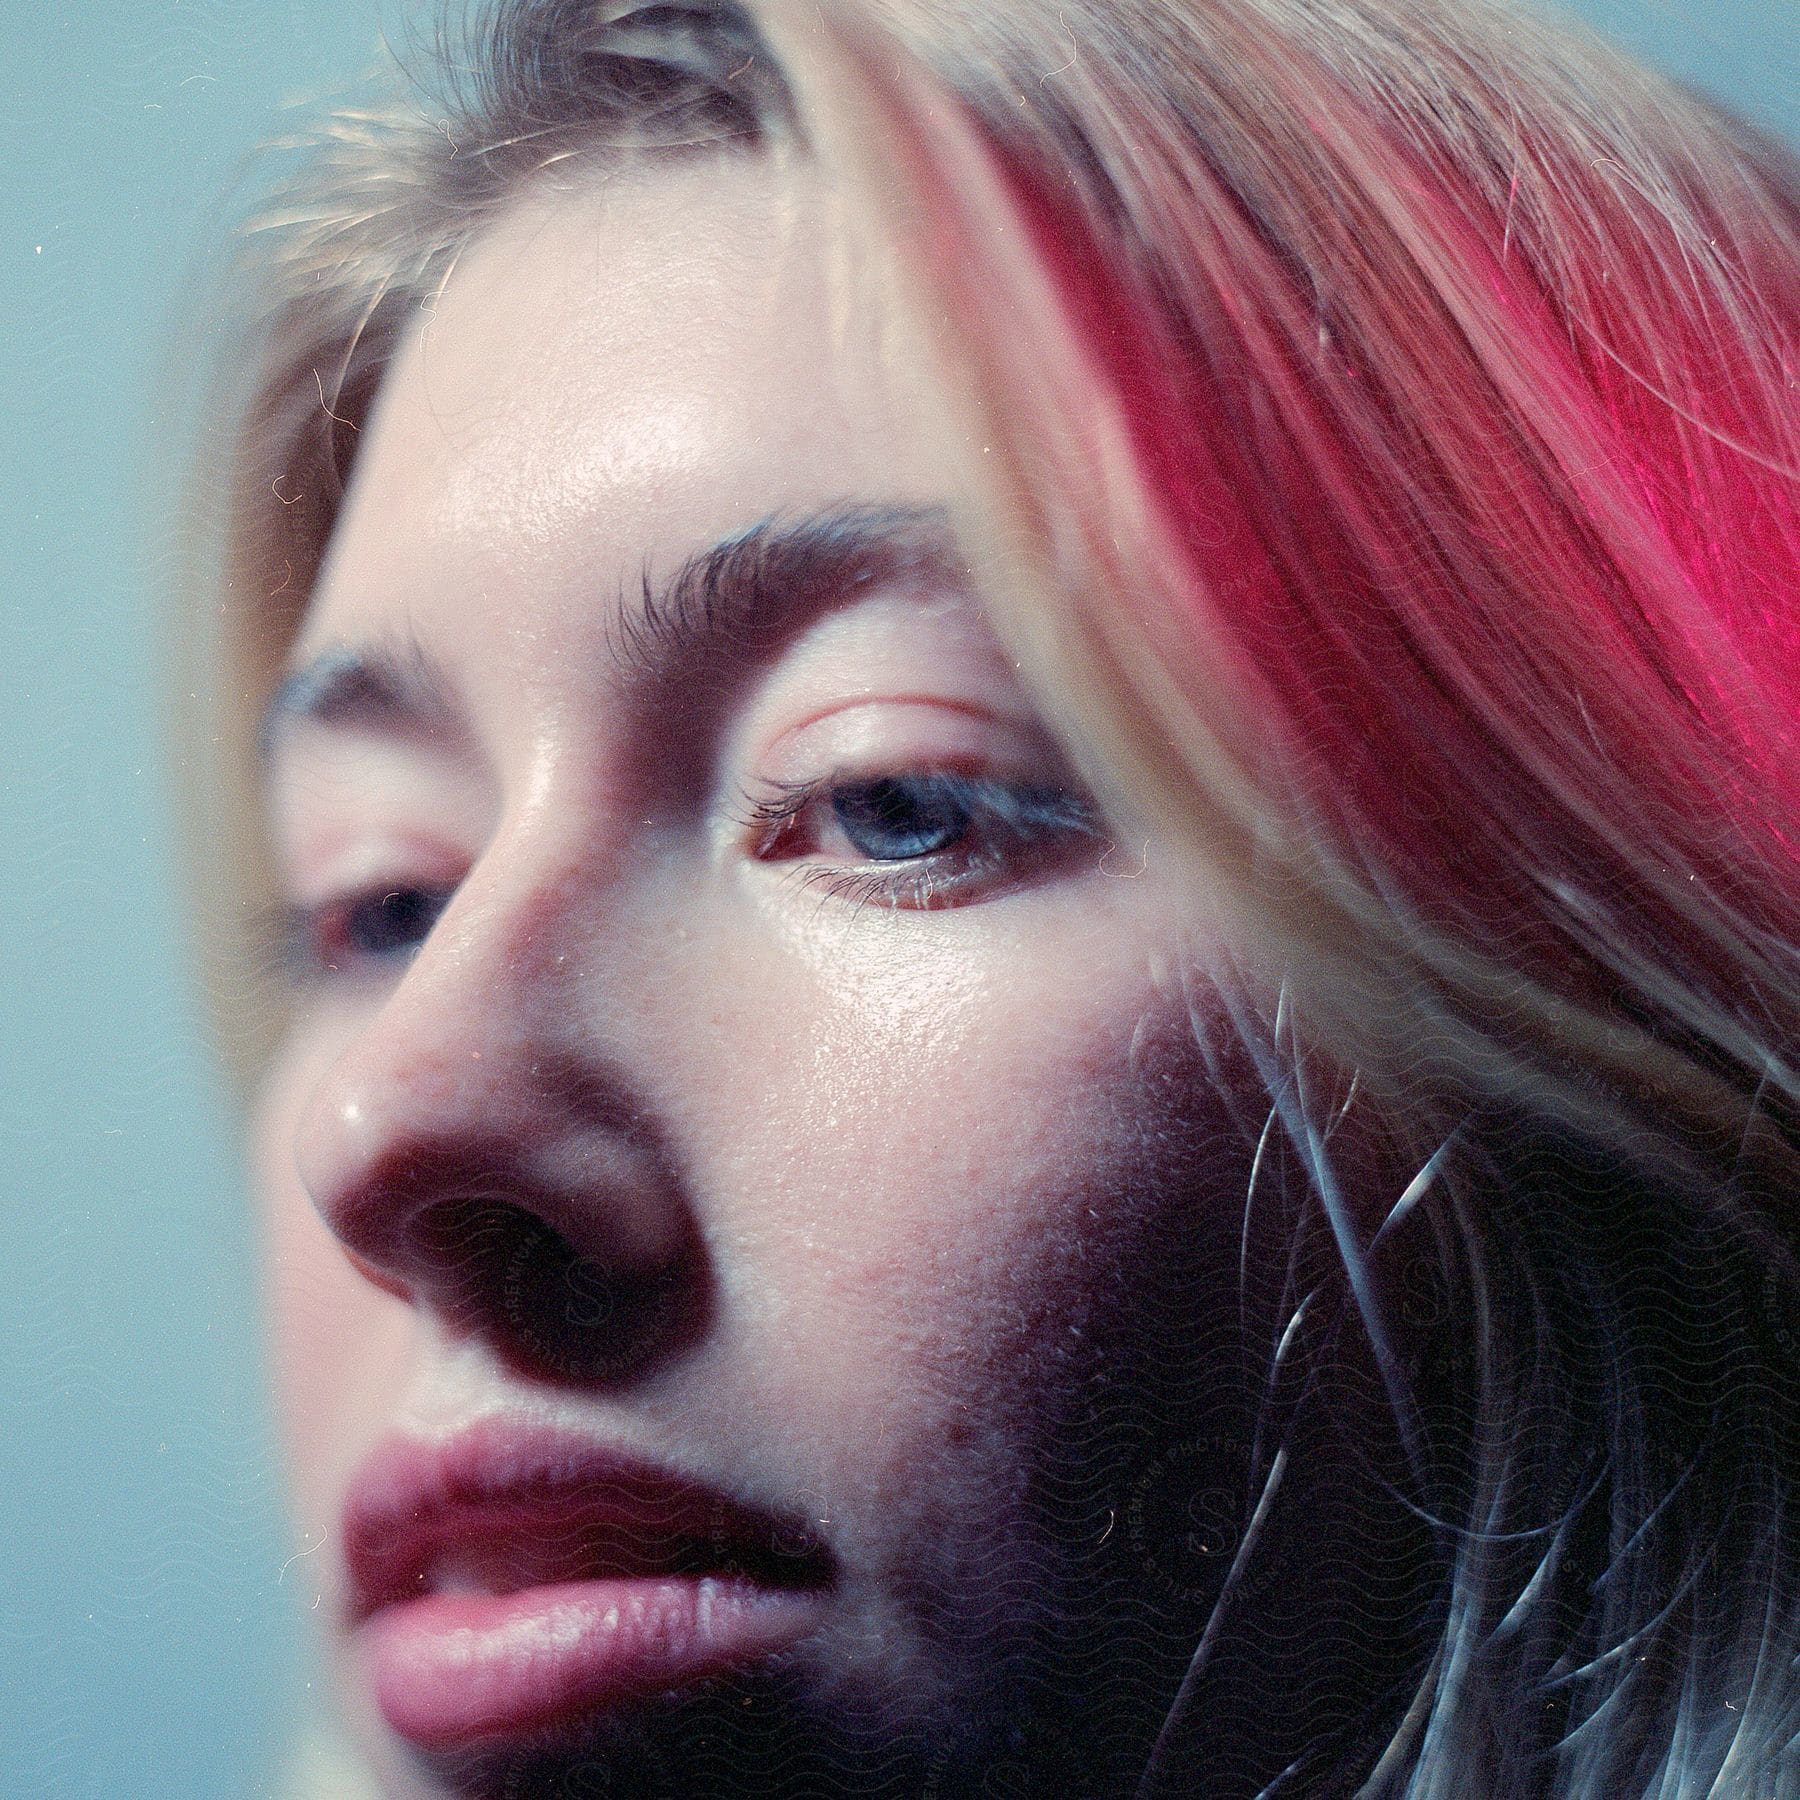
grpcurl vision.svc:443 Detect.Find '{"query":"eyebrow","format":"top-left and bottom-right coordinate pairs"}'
top-left (259, 500), bottom-right (962, 762)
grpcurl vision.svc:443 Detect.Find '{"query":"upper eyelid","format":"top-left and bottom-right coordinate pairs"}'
top-left (745, 693), bottom-right (1058, 777)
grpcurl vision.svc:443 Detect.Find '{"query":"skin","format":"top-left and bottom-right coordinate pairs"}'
top-left (253, 155), bottom-right (1365, 1798)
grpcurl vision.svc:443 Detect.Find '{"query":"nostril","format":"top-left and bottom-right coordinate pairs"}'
top-left (300, 1067), bottom-right (712, 1385)
top-left (410, 1196), bottom-right (703, 1387)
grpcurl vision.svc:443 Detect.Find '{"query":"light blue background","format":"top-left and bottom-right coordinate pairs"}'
top-left (2, 3), bottom-right (1792, 1794)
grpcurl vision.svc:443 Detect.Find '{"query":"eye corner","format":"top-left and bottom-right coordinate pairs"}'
top-left (731, 774), bottom-right (822, 859)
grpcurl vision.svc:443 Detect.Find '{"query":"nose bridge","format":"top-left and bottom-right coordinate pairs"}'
top-left (289, 795), bottom-right (704, 1384)
top-left (297, 798), bottom-right (606, 1199)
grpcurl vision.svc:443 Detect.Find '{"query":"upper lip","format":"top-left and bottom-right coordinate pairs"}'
top-left (342, 1417), bottom-right (835, 1624)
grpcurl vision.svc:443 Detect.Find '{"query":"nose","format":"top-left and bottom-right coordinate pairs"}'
top-left (292, 852), bottom-right (708, 1388)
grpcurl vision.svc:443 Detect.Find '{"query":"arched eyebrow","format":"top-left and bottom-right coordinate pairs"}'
top-left (259, 634), bottom-right (453, 757)
top-left (608, 501), bottom-right (962, 689)
top-left (259, 500), bottom-right (962, 763)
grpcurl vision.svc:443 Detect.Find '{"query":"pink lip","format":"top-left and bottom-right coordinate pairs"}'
top-left (341, 1418), bottom-right (833, 1750)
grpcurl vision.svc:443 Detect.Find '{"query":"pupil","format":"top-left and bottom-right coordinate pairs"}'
top-left (349, 888), bottom-right (441, 956)
top-left (833, 778), bottom-right (970, 861)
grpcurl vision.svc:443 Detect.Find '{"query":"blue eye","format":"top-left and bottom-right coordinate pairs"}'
top-left (341, 887), bottom-right (449, 958)
top-left (831, 777), bottom-right (972, 860)
top-left (278, 883), bottom-right (453, 981)
top-left (744, 769), bottom-right (1106, 911)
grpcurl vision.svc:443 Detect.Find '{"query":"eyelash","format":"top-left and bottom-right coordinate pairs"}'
top-left (739, 769), bottom-right (1105, 912)
top-left (270, 770), bottom-right (1104, 982)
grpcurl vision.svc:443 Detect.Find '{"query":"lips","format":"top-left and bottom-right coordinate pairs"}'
top-left (341, 1418), bottom-right (834, 1750)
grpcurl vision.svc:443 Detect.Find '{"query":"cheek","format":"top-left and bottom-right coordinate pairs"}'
top-left (674, 900), bottom-right (1245, 1429)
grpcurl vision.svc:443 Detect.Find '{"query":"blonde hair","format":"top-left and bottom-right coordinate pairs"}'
top-left (194, 2), bottom-right (1800, 1792)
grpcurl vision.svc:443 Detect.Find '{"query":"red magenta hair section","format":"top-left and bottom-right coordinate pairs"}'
top-left (891, 43), bottom-right (1799, 1051)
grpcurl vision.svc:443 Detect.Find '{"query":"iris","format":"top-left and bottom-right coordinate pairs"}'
top-left (830, 776), bottom-right (971, 861)
top-left (345, 887), bottom-right (448, 958)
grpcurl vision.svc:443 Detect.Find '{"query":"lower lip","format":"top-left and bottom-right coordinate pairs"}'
top-left (363, 1575), bottom-right (827, 1750)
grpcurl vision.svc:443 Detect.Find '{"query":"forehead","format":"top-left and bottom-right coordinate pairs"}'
top-left (300, 155), bottom-right (945, 662)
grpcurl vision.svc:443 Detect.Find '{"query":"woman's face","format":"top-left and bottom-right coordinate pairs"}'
top-left (255, 157), bottom-right (1268, 1797)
